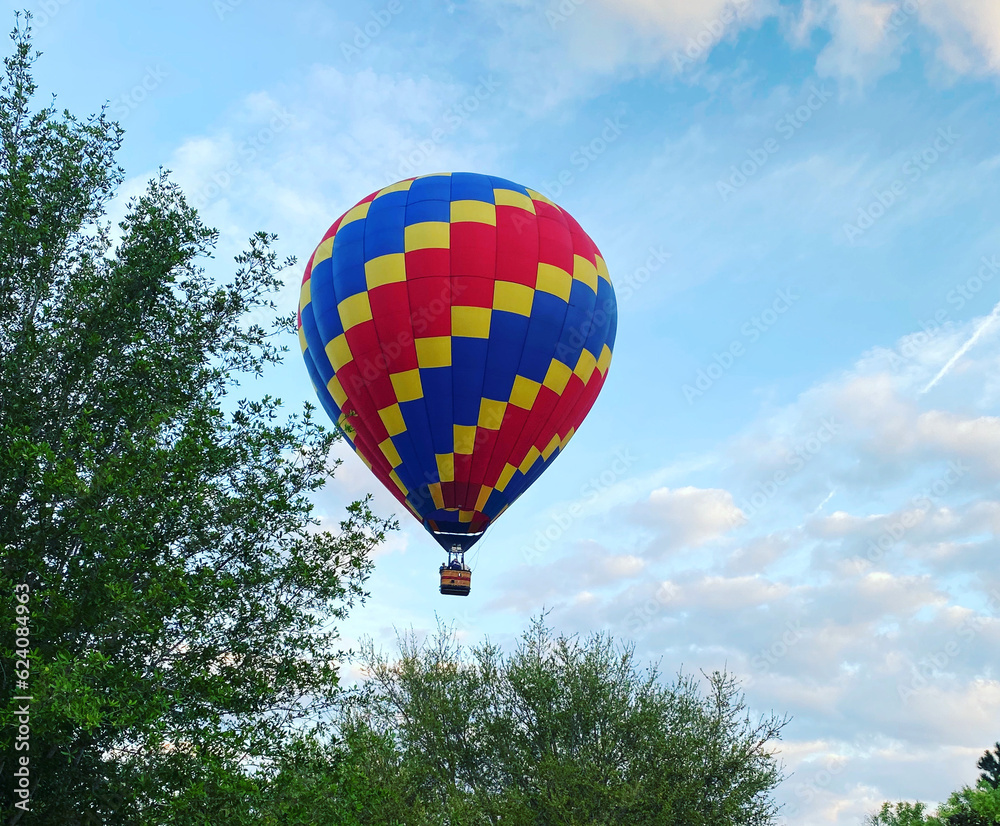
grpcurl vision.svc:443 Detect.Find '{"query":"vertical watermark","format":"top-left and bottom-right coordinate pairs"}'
top-left (12, 582), bottom-right (32, 813)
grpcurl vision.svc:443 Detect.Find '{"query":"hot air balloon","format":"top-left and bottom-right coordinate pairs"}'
top-left (298, 173), bottom-right (617, 596)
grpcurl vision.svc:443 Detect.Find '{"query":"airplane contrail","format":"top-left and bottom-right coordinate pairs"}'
top-left (921, 299), bottom-right (1000, 394)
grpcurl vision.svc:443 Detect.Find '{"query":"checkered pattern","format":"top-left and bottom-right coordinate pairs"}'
top-left (298, 173), bottom-right (617, 551)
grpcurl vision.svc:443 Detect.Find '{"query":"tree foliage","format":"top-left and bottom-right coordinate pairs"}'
top-left (264, 617), bottom-right (789, 826)
top-left (978, 744), bottom-right (1000, 790)
top-left (0, 17), bottom-right (393, 824)
top-left (866, 744), bottom-right (1000, 826)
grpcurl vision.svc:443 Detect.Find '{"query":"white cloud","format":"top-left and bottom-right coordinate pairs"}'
top-left (793, 0), bottom-right (902, 87)
top-left (633, 485), bottom-right (745, 553)
top-left (479, 0), bottom-right (1000, 107)
top-left (917, 0), bottom-right (1000, 76)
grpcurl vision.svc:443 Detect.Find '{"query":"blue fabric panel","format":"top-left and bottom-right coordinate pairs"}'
top-left (451, 172), bottom-right (495, 203)
top-left (482, 311), bottom-right (528, 400)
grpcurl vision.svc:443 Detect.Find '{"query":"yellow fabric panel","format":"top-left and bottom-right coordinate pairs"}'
top-left (573, 349), bottom-right (598, 384)
top-left (595, 255), bottom-right (611, 282)
top-left (452, 305), bottom-right (491, 338)
top-left (543, 359), bottom-right (573, 394)
top-left (541, 433), bottom-right (560, 460)
top-left (378, 179), bottom-right (413, 197)
top-left (365, 253), bottom-right (406, 289)
top-left (378, 403), bottom-right (406, 437)
top-left (560, 427), bottom-right (575, 449)
top-left (451, 200), bottom-right (496, 225)
top-left (429, 482), bottom-right (445, 509)
top-left (297, 323), bottom-right (308, 354)
top-left (493, 280), bottom-right (534, 316)
top-left (327, 375), bottom-right (348, 408)
top-left (518, 446), bottom-right (541, 474)
top-left (478, 398), bottom-right (506, 430)
top-left (405, 221), bottom-right (450, 251)
top-left (509, 375), bottom-right (541, 409)
top-left (475, 485), bottom-right (493, 511)
top-left (389, 470), bottom-right (408, 495)
top-left (496, 463), bottom-right (516, 491)
top-left (436, 453), bottom-right (455, 483)
top-left (379, 437), bottom-right (402, 467)
top-left (573, 254), bottom-right (599, 293)
top-left (325, 334), bottom-right (353, 369)
top-left (459, 510), bottom-right (474, 523)
top-left (390, 369), bottom-right (423, 403)
top-left (311, 236), bottom-right (335, 270)
top-left (493, 188), bottom-right (535, 213)
top-left (339, 201), bottom-right (371, 226)
top-left (454, 424), bottom-right (476, 455)
top-left (415, 336), bottom-right (451, 368)
top-left (597, 344), bottom-right (613, 376)
top-left (525, 188), bottom-right (556, 207)
top-left (299, 277), bottom-right (312, 312)
top-left (536, 263), bottom-right (572, 302)
top-left (338, 291), bottom-right (373, 330)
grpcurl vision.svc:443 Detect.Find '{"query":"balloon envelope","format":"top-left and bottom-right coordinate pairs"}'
top-left (298, 172), bottom-right (616, 551)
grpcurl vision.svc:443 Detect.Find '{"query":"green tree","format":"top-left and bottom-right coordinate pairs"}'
top-left (934, 783), bottom-right (1000, 825)
top-left (270, 617), bottom-right (789, 826)
top-left (865, 801), bottom-right (930, 826)
top-left (978, 744), bottom-right (1000, 790)
top-left (866, 745), bottom-right (1000, 826)
top-left (0, 17), bottom-right (393, 824)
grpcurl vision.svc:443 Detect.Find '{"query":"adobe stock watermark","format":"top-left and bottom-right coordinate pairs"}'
top-left (737, 417), bottom-right (841, 520)
top-left (682, 287), bottom-right (799, 404)
top-left (672, 0), bottom-right (755, 73)
top-left (784, 755), bottom-right (848, 819)
top-left (536, 112), bottom-right (627, 202)
top-left (213, 0), bottom-right (244, 20)
top-left (946, 254), bottom-right (1000, 313)
top-left (110, 65), bottom-right (169, 121)
top-left (341, 0), bottom-right (404, 61)
top-left (884, 0), bottom-right (925, 34)
top-left (546, 0), bottom-right (586, 28)
top-left (32, 0), bottom-right (72, 28)
top-left (843, 126), bottom-right (959, 244)
top-left (189, 109), bottom-right (295, 210)
top-left (745, 620), bottom-right (806, 687)
top-left (522, 447), bottom-right (637, 563)
top-left (857, 459), bottom-right (969, 570)
top-left (717, 84), bottom-right (832, 202)
top-left (624, 581), bottom-right (676, 634)
top-left (896, 587), bottom-right (999, 705)
top-left (381, 75), bottom-right (501, 183)
top-left (615, 246), bottom-right (670, 303)
top-left (885, 255), bottom-right (999, 374)
top-left (12, 582), bottom-right (32, 813)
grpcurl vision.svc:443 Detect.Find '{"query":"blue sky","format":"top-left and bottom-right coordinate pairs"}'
top-left (16, 0), bottom-right (1000, 821)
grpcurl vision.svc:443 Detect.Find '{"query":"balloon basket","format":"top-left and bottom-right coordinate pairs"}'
top-left (439, 545), bottom-right (471, 596)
